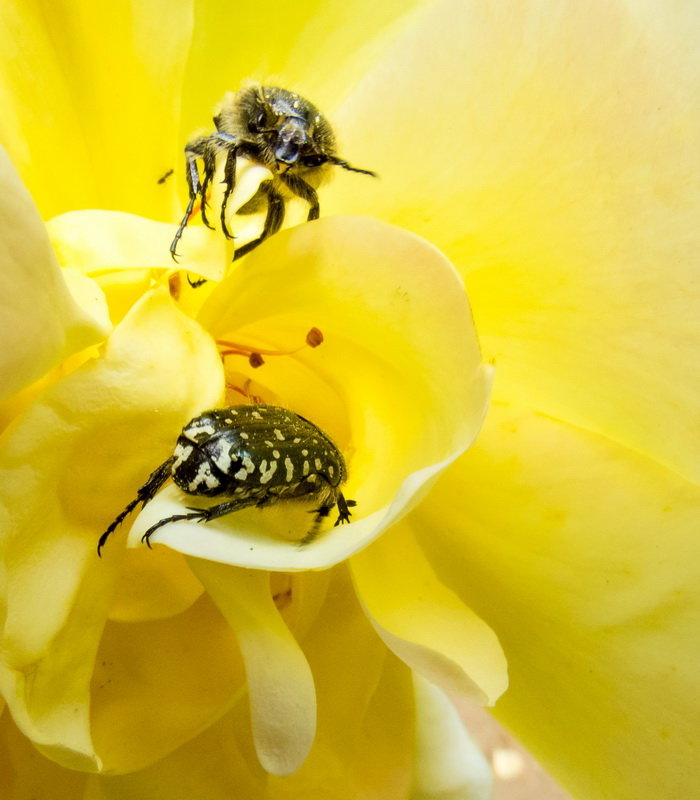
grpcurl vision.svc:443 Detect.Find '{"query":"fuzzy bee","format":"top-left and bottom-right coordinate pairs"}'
top-left (97, 405), bottom-right (355, 555)
top-left (170, 85), bottom-right (376, 261)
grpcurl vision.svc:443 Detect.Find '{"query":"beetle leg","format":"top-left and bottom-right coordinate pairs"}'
top-left (233, 181), bottom-right (286, 261)
top-left (298, 504), bottom-right (333, 547)
top-left (140, 496), bottom-right (264, 548)
top-left (279, 172), bottom-right (319, 221)
top-left (97, 456), bottom-right (176, 556)
top-left (334, 493), bottom-right (355, 526)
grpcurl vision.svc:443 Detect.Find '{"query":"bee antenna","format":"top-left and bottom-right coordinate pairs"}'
top-left (327, 156), bottom-right (377, 178)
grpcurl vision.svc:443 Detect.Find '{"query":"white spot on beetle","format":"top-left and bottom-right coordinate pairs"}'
top-left (285, 457), bottom-right (294, 482)
top-left (242, 456), bottom-right (256, 474)
top-left (273, 450), bottom-right (280, 459)
top-left (260, 460), bottom-right (278, 484)
top-left (211, 445), bottom-right (232, 474)
top-left (273, 429), bottom-right (285, 441)
top-left (314, 458), bottom-right (322, 471)
top-left (302, 460), bottom-right (310, 476)
top-left (252, 411), bottom-right (262, 419)
top-left (189, 461), bottom-right (220, 491)
top-left (240, 432), bottom-right (249, 440)
top-left (302, 449), bottom-right (308, 456)
top-left (293, 437), bottom-right (301, 443)
top-left (234, 467), bottom-right (248, 480)
top-left (173, 443), bottom-right (194, 469)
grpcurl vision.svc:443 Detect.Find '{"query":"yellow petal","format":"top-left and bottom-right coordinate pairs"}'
top-left (0, 149), bottom-right (107, 402)
top-left (89, 709), bottom-right (267, 800)
top-left (352, 521), bottom-right (507, 705)
top-left (413, 401), bottom-right (700, 800)
top-left (107, 546), bottom-right (204, 623)
top-left (0, 709), bottom-right (88, 800)
top-left (0, 0), bottom-right (192, 220)
top-left (91, 595), bottom-right (244, 774)
top-left (180, 0), bottom-right (429, 141)
top-left (0, 289), bottom-right (223, 770)
top-left (327, 0), bottom-right (700, 481)
top-left (411, 674), bottom-right (493, 800)
top-left (134, 216), bottom-right (489, 569)
top-left (188, 560), bottom-right (316, 776)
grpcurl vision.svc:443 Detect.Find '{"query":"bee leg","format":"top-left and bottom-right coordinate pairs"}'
top-left (279, 173), bottom-right (319, 221)
top-left (201, 132), bottom-right (237, 230)
top-left (141, 496), bottom-right (262, 548)
top-left (170, 136), bottom-right (211, 261)
top-left (219, 144), bottom-right (239, 239)
top-left (97, 456), bottom-right (176, 557)
top-left (233, 181), bottom-right (286, 261)
top-left (199, 145), bottom-right (217, 230)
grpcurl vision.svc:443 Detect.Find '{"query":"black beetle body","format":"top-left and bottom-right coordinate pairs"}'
top-left (97, 405), bottom-right (353, 555)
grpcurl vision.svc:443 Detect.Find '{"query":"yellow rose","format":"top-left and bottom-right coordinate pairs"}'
top-left (1, 2), bottom-right (699, 799)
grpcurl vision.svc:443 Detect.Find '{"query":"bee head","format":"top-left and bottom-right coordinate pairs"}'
top-left (272, 117), bottom-right (312, 170)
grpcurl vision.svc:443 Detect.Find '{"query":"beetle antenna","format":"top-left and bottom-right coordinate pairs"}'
top-left (97, 456), bottom-right (176, 557)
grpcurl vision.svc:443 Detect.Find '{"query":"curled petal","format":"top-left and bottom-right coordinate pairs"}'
top-left (352, 521), bottom-right (507, 705)
top-left (414, 402), bottom-right (700, 800)
top-left (133, 216), bottom-right (490, 569)
top-left (48, 210), bottom-right (231, 282)
top-left (266, 566), bottom-right (415, 796)
top-left (0, 149), bottom-right (108, 402)
top-left (412, 674), bottom-right (493, 800)
top-left (188, 560), bottom-right (316, 776)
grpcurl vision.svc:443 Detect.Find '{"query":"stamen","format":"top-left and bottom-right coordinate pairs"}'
top-left (227, 378), bottom-right (265, 404)
top-left (217, 327), bottom-right (324, 366)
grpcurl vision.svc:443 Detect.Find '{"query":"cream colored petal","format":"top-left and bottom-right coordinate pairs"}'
top-left (188, 560), bottom-right (316, 776)
top-left (48, 210), bottom-right (231, 282)
top-left (0, 289), bottom-right (223, 770)
top-left (411, 675), bottom-right (493, 800)
top-left (132, 216), bottom-right (489, 569)
top-left (0, 149), bottom-right (108, 402)
top-left (352, 521), bottom-right (507, 706)
top-left (0, 0), bottom-right (192, 220)
top-left (266, 566), bottom-right (415, 797)
top-left (327, 0), bottom-right (700, 481)
top-left (414, 401), bottom-right (700, 800)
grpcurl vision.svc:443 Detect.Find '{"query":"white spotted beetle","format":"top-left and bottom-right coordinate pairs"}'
top-left (97, 404), bottom-right (354, 555)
